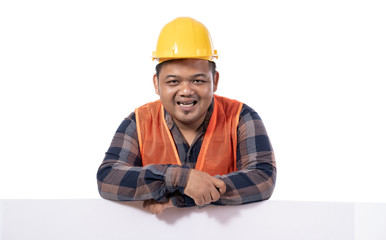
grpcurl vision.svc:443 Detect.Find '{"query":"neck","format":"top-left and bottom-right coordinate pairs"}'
top-left (174, 116), bottom-right (204, 133)
top-left (175, 123), bottom-right (201, 147)
top-left (173, 114), bottom-right (206, 146)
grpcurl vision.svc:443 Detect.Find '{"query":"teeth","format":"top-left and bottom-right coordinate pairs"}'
top-left (178, 101), bottom-right (196, 106)
top-left (179, 102), bottom-right (194, 106)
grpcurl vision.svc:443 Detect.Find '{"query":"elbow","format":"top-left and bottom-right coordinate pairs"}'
top-left (97, 180), bottom-right (106, 199)
top-left (261, 184), bottom-right (275, 201)
top-left (261, 169), bottom-right (277, 201)
top-left (96, 165), bottom-right (110, 187)
top-left (96, 174), bottom-right (108, 200)
top-left (96, 165), bottom-right (117, 200)
top-left (96, 179), bottom-right (119, 201)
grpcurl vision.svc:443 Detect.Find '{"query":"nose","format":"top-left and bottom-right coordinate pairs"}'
top-left (178, 82), bottom-right (195, 97)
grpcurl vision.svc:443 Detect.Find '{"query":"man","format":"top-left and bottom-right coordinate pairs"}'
top-left (97, 17), bottom-right (276, 214)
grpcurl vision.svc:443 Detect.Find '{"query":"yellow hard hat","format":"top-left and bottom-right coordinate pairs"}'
top-left (152, 17), bottom-right (218, 63)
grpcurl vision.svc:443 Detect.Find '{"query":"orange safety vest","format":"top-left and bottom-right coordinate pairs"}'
top-left (135, 95), bottom-right (243, 176)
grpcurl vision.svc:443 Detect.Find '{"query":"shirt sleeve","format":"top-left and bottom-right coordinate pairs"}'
top-left (214, 104), bottom-right (277, 205)
top-left (96, 112), bottom-right (190, 203)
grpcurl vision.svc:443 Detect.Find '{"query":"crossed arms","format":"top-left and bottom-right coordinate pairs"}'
top-left (97, 104), bottom-right (276, 214)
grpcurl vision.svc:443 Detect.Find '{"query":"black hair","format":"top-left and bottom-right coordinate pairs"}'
top-left (155, 60), bottom-right (217, 79)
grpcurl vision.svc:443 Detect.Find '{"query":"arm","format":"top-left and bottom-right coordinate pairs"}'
top-left (96, 113), bottom-right (189, 203)
top-left (143, 170), bottom-right (226, 214)
top-left (214, 104), bottom-right (277, 205)
top-left (97, 112), bottom-right (225, 213)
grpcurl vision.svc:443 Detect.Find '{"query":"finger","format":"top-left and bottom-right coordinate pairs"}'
top-left (203, 192), bottom-right (212, 205)
top-left (157, 205), bottom-right (167, 214)
top-left (213, 178), bottom-right (226, 194)
top-left (149, 204), bottom-right (156, 214)
top-left (210, 187), bottom-right (221, 202)
top-left (153, 205), bottom-right (162, 215)
top-left (150, 203), bottom-right (163, 215)
top-left (195, 197), bottom-right (204, 206)
top-left (143, 200), bottom-right (150, 209)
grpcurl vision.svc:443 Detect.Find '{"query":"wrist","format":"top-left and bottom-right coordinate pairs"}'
top-left (164, 165), bottom-right (191, 193)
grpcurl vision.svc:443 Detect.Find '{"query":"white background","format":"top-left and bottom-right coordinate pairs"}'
top-left (0, 0), bottom-right (385, 202)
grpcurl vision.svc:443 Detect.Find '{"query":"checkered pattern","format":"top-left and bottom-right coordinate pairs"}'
top-left (97, 98), bottom-right (276, 207)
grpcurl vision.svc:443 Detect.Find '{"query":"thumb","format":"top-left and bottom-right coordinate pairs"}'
top-left (213, 178), bottom-right (226, 194)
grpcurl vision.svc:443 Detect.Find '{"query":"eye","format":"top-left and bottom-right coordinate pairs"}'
top-left (193, 79), bottom-right (205, 84)
top-left (167, 80), bottom-right (179, 85)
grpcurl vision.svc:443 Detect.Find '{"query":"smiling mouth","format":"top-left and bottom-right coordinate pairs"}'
top-left (177, 100), bottom-right (197, 107)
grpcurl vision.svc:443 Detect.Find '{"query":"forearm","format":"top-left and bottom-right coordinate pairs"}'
top-left (170, 165), bottom-right (276, 207)
top-left (212, 104), bottom-right (276, 205)
top-left (97, 160), bottom-right (192, 204)
top-left (215, 160), bottom-right (276, 205)
top-left (97, 160), bottom-right (169, 201)
top-left (97, 113), bottom-right (179, 202)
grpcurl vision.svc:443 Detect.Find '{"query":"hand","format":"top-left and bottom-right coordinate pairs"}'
top-left (143, 199), bottom-right (173, 214)
top-left (184, 169), bottom-right (226, 206)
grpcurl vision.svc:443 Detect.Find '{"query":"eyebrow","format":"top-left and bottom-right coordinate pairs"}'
top-left (165, 73), bottom-right (208, 78)
top-left (192, 73), bottom-right (208, 78)
top-left (165, 75), bottom-right (178, 79)
top-left (164, 73), bottom-right (209, 80)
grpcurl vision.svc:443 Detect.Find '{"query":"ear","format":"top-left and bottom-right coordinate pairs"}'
top-left (153, 74), bottom-right (160, 95)
top-left (213, 71), bottom-right (219, 93)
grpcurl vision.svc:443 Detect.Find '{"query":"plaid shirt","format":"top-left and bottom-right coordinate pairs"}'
top-left (97, 98), bottom-right (276, 207)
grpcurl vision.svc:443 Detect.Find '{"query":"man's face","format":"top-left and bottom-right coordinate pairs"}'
top-left (153, 59), bottom-right (219, 130)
